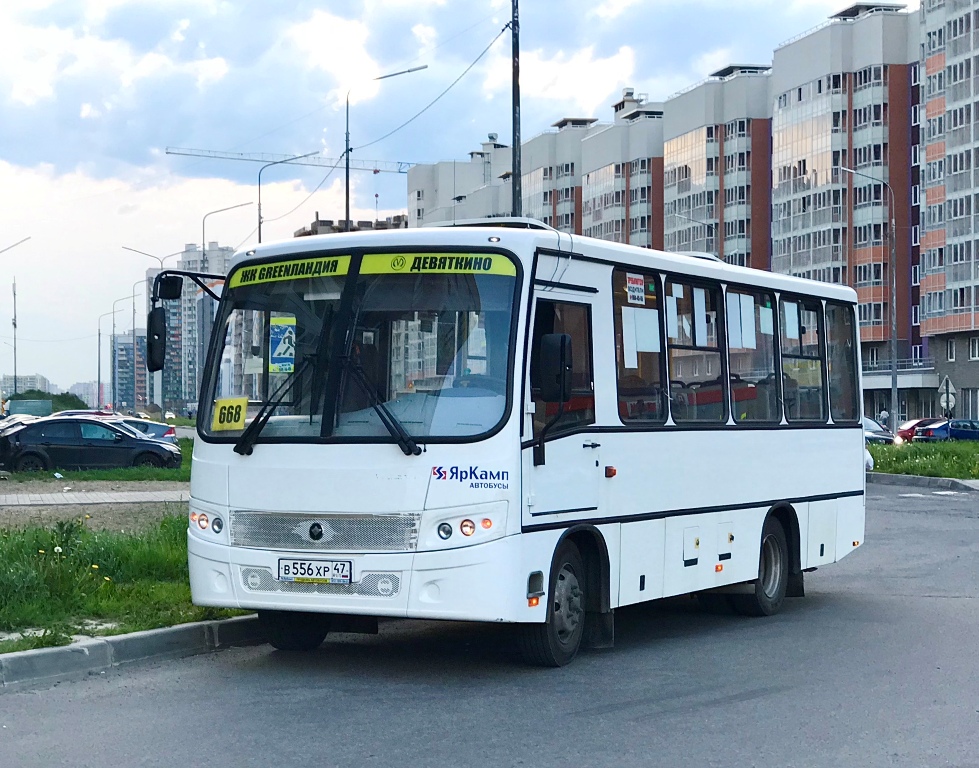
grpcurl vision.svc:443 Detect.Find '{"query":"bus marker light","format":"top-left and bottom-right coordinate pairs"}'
top-left (715, 564), bottom-right (723, 573)
top-left (853, 540), bottom-right (860, 547)
top-left (211, 517), bottom-right (224, 534)
top-left (460, 519), bottom-right (476, 536)
top-left (190, 512), bottom-right (198, 524)
top-left (438, 523), bottom-right (453, 540)
top-left (197, 514), bottom-right (209, 530)
top-left (605, 466), bottom-right (617, 478)
top-left (481, 518), bottom-right (493, 530)
top-left (528, 597), bottom-right (540, 607)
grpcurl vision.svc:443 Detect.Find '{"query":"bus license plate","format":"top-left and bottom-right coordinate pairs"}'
top-left (277, 559), bottom-right (352, 585)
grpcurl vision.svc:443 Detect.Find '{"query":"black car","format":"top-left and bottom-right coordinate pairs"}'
top-left (0, 416), bottom-right (182, 472)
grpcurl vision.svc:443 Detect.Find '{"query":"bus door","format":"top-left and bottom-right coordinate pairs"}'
top-left (523, 293), bottom-right (602, 521)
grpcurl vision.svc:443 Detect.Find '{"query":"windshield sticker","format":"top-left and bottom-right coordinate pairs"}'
top-left (361, 253), bottom-right (517, 277)
top-left (229, 255), bottom-right (351, 288)
top-left (269, 316), bottom-right (296, 373)
top-left (432, 465), bottom-right (510, 490)
top-left (211, 397), bottom-right (248, 431)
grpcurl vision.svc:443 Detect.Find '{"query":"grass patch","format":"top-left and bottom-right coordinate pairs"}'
top-left (0, 514), bottom-right (243, 652)
top-left (7, 439), bottom-right (192, 483)
top-left (166, 416), bottom-right (196, 428)
top-left (869, 440), bottom-right (979, 479)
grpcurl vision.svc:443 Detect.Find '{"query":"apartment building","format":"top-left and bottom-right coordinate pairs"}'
top-left (113, 330), bottom-right (147, 411)
top-left (919, 0), bottom-right (979, 418)
top-left (581, 89), bottom-right (665, 248)
top-left (663, 66), bottom-right (773, 268)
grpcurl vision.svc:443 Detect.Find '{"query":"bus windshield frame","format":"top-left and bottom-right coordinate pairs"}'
top-left (198, 247), bottom-right (523, 448)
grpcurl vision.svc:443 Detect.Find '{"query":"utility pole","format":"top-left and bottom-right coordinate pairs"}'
top-left (11, 278), bottom-right (17, 396)
top-left (511, 0), bottom-right (522, 217)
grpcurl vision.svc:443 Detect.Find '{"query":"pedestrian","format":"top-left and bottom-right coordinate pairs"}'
top-left (878, 407), bottom-right (889, 426)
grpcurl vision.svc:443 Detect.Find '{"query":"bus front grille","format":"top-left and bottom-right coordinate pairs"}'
top-left (240, 568), bottom-right (401, 597)
top-left (229, 511), bottom-right (420, 552)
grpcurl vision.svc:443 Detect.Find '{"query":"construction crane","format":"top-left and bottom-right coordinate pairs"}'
top-left (165, 147), bottom-right (414, 174)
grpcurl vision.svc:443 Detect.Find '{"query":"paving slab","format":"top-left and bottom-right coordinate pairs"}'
top-left (0, 489), bottom-right (191, 507)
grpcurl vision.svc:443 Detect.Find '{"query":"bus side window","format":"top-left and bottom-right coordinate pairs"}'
top-left (612, 269), bottom-right (666, 425)
top-left (780, 297), bottom-right (827, 422)
top-left (825, 301), bottom-right (859, 422)
top-left (529, 300), bottom-right (595, 437)
top-left (665, 279), bottom-right (727, 423)
top-left (727, 289), bottom-right (780, 423)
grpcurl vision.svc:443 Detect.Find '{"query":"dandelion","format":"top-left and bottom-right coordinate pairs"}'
top-left (84, 514), bottom-right (91, 520)
top-left (90, 564), bottom-right (99, 570)
top-left (54, 546), bottom-right (63, 554)
top-left (103, 576), bottom-right (111, 582)
top-left (38, 549), bottom-right (45, 554)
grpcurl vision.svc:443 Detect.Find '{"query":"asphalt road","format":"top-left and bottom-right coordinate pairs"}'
top-left (2, 485), bottom-right (977, 768)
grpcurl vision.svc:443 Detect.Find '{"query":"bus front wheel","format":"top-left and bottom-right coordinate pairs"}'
top-left (730, 516), bottom-right (788, 617)
top-left (259, 610), bottom-right (331, 651)
top-left (519, 540), bottom-right (586, 667)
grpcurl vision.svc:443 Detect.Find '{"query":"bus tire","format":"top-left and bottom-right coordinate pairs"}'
top-left (259, 610), bottom-right (331, 651)
top-left (730, 516), bottom-right (788, 617)
top-left (519, 540), bottom-right (586, 667)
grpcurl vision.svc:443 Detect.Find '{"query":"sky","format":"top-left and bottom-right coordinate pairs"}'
top-left (0, 0), bottom-right (921, 391)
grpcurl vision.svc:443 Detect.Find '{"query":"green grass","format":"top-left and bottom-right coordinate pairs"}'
top-left (869, 440), bottom-right (979, 479)
top-left (7, 439), bottom-right (193, 483)
top-left (166, 416), bottom-right (196, 428)
top-left (0, 514), bottom-right (243, 653)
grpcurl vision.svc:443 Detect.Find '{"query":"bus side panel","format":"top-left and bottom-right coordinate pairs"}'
top-left (618, 520), bottom-right (665, 605)
top-left (807, 499), bottom-right (838, 567)
top-left (835, 495), bottom-right (866, 562)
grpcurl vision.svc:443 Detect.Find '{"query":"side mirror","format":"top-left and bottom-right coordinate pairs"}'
top-left (157, 275), bottom-right (184, 301)
top-left (147, 306), bottom-right (167, 372)
top-left (114, 433), bottom-right (124, 442)
top-left (539, 333), bottom-right (573, 403)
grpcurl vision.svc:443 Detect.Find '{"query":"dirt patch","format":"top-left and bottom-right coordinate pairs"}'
top-left (0, 479), bottom-right (190, 532)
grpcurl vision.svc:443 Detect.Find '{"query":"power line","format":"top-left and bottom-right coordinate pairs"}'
top-left (354, 23), bottom-right (510, 153)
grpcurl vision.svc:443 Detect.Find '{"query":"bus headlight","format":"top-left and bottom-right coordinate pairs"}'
top-left (420, 502), bottom-right (508, 551)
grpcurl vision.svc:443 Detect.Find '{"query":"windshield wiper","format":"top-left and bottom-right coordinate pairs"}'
top-left (342, 357), bottom-right (422, 456)
top-left (233, 358), bottom-right (313, 456)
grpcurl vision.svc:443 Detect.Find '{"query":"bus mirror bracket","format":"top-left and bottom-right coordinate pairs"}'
top-left (533, 333), bottom-right (573, 466)
top-left (146, 268), bottom-right (227, 373)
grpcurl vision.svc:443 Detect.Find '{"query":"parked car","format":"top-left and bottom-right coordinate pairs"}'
top-left (896, 417), bottom-right (942, 443)
top-left (0, 416), bottom-right (182, 472)
top-left (862, 416), bottom-right (896, 445)
top-left (110, 417), bottom-right (178, 444)
top-left (912, 420), bottom-right (950, 442)
top-left (164, 411), bottom-right (176, 420)
top-left (948, 419), bottom-right (979, 441)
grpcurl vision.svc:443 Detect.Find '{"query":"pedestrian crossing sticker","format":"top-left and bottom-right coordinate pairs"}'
top-left (269, 316), bottom-right (296, 373)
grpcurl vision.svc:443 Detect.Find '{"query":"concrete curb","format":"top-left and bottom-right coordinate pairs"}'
top-left (867, 472), bottom-right (979, 493)
top-left (0, 615), bottom-right (262, 692)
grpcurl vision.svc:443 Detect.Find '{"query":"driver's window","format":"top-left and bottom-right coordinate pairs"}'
top-left (529, 300), bottom-right (595, 438)
top-left (80, 423), bottom-right (116, 441)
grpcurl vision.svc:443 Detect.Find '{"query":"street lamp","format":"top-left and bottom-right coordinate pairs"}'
top-left (841, 165), bottom-right (898, 433)
top-left (0, 237), bottom-right (29, 395)
top-left (344, 65), bottom-right (427, 232)
top-left (671, 212), bottom-right (717, 256)
top-left (257, 154), bottom-right (318, 243)
top-left (0, 236), bottom-right (30, 256)
top-left (202, 202), bottom-right (252, 271)
top-left (131, 279), bottom-right (145, 413)
top-left (121, 246), bottom-right (184, 270)
top-left (97, 309), bottom-right (120, 408)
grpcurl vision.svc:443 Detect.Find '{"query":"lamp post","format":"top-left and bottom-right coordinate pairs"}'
top-left (121, 246), bottom-right (184, 270)
top-left (671, 212), bottom-right (717, 256)
top-left (841, 165), bottom-right (898, 432)
top-left (344, 65), bottom-right (427, 232)
top-left (202, 202), bottom-right (252, 270)
top-left (257, 155), bottom-right (317, 243)
top-left (131, 279), bottom-right (144, 413)
top-left (97, 309), bottom-right (119, 408)
top-left (1, 238), bottom-right (29, 396)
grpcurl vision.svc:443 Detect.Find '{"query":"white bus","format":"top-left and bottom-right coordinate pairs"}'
top-left (147, 219), bottom-right (865, 666)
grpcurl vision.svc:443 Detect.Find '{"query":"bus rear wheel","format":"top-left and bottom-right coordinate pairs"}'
top-left (518, 540), bottom-right (586, 667)
top-left (259, 610), bottom-right (331, 651)
top-left (730, 516), bottom-right (788, 617)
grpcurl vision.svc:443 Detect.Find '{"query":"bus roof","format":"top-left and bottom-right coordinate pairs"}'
top-left (228, 223), bottom-right (857, 304)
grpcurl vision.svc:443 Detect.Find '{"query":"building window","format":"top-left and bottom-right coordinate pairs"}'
top-left (947, 338), bottom-right (956, 362)
top-left (970, 336), bottom-right (979, 360)
top-left (912, 305), bottom-right (920, 326)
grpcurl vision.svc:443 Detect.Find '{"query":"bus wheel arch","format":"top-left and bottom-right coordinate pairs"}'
top-left (730, 507), bottom-right (794, 617)
top-left (560, 525), bottom-right (614, 650)
top-left (769, 503), bottom-right (804, 598)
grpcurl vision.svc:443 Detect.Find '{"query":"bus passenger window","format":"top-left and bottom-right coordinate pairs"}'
top-left (529, 300), bottom-right (595, 437)
top-left (825, 301), bottom-right (859, 422)
top-left (612, 270), bottom-right (666, 425)
top-left (727, 290), bottom-right (780, 423)
top-left (780, 298), bottom-right (826, 422)
top-left (665, 279), bottom-right (726, 423)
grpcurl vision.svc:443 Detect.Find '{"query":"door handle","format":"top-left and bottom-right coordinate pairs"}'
top-left (582, 442), bottom-right (601, 449)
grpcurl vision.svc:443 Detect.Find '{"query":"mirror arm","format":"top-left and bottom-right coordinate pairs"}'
top-left (151, 269), bottom-right (226, 304)
top-left (533, 401), bottom-right (565, 466)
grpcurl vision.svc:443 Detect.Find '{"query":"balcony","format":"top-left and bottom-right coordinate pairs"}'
top-left (862, 357), bottom-right (939, 391)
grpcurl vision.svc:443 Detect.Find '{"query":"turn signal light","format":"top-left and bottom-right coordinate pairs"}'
top-left (189, 512), bottom-right (198, 524)
top-left (605, 466), bottom-right (617, 478)
top-left (715, 564), bottom-right (723, 573)
top-left (853, 540), bottom-right (860, 547)
top-left (528, 596), bottom-right (540, 607)
top-left (460, 519), bottom-right (476, 536)
top-left (481, 518), bottom-right (493, 530)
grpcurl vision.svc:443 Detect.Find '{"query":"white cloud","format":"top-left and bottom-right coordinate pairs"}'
top-left (80, 102), bottom-right (101, 119)
top-left (412, 23), bottom-right (437, 51)
top-left (692, 47), bottom-right (735, 78)
top-left (593, 0), bottom-right (644, 19)
top-left (172, 19), bottom-right (190, 43)
top-left (482, 45), bottom-right (636, 115)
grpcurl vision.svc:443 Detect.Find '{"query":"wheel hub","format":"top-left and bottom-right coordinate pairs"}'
top-left (552, 564), bottom-right (583, 643)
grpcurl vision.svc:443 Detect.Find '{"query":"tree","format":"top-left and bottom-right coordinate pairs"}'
top-left (8, 389), bottom-right (89, 412)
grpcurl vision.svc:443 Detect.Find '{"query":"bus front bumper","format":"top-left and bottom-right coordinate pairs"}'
top-left (187, 531), bottom-right (553, 624)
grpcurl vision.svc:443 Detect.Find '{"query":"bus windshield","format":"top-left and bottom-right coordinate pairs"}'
top-left (201, 251), bottom-right (519, 445)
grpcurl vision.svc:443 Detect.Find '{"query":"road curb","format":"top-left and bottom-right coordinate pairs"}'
top-left (0, 615), bottom-right (262, 692)
top-left (867, 472), bottom-right (979, 493)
